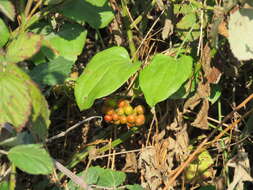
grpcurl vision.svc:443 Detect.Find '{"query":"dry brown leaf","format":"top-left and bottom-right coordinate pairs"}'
top-left (184, 79), bottom-right (210, 129)
top-left (139, 137), bottom-right (178, 190)
top-left (191, 99), bottom-right (209, 129)
top-left (122, 152), bottom-right (137, 173)
top-left (227, 148), bottom-right (253, 190)
top-left (218, 21), bottom-right (229, 38)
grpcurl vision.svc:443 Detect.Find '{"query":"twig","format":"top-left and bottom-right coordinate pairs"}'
top-left (164, 93), bottom-right (253, 188)
top-left (94, 147), bottom-right (152, 159)
top-left (54, 160), bottom-right (92, 190)
top-left (46, 116), bottom-right (102, 143)
top-left (0, 150), bottom-right (8, 155)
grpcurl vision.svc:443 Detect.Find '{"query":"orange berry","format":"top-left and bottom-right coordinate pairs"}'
top-left (120, 115), bottom-right (127, 124)
top-left (135, 114), bottom-right (145, 126)
top-left (104, 115), bottom-right (112, 123)
top-left (112, 113), bottom-right (119, 121)
top-left (127, 114), bottom-right (136, 123)
top-left (118, 99), bottom-right (129, 108)
top-left (135, 105), bottom-right (145, 114)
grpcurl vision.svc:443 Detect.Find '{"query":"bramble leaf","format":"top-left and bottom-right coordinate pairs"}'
top-left (0, 64), bottom-right (32, 131)
top-left (8, 144), bottom-right (54, 175)
top-left (5, 32), bottom-right (42, 63)
top-left (0, 0), bottom-right (15, 21)
top-left (0, 18), bottom-right (10, 47)
top-left (58, 0), bottom-right (114, 29)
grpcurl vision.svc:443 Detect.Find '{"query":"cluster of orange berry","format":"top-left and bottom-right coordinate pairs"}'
top-left (102, 99), bottom-right (145, 127)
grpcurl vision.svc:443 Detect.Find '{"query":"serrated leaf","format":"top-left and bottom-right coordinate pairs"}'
top-left (0, 0), bottom-right (15, 21)
top-left (0, 64), bottom-right (32, 131)
top-left (8, 144), bottom-right (54, 175)
top-left (30, 56), bottom-right (74, 86)
top-left (59, 0), bottom-right (114, 29)
top-left (0, 18), bottom-right (10, 47)
top-left (228, 8), bottom-right (253, 61)
top-left (30, 22), bottom-right (87, 62)
top-left (5, 32), bottom-right (42, 63)
top-left (139, 54), bottom-right (192, 107)
top-left (97, 168), bottom-right (126, 187)
top-left (5, 63), bottom-right (50, 141)
top-left (126, 184), bottom-right (144, 190)
top-left (75, 46), bottom-right (141, 110)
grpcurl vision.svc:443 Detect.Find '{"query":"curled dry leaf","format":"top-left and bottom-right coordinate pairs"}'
top-left (227, 148), bottom-right (253, 190)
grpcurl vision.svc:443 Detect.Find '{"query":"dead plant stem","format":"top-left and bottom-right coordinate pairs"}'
top-left (164, 93), bottom-right (253, 188)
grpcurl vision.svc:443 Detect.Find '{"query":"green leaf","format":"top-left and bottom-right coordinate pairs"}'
top-left (30, 56), bottom-right (74, 86)
top-left (228, 8), bottom-right (253, 60)
top-left (0, 18), bottom-right (10, 47)
top-left (209, 84), bottom-right (221, 104)
top-left (5, 63), bottom-right (50, 141)
top-left (0, 0), bottom-right (15, 21)
top-left (59, 0), bottom-right (114, 29)
top-left (30, 22), bottom-right (87, 62)
top-left (0, 180), bottom-right (9, 190)
top-left (74, 46), bottom-right (141, 110)
top-left (97, 168), bottom-right (126, 187)
top-left (139, 54), bottom-right (192, 107)
top-left (7, 144), bottom-right (54, 175)
top-left (0, 64), bottom-right (32, 131)
top-left (67, 167), bottom-right (101, 189)
top-left (126, 184), bottom-right (144, 190)
top-left (5, 32), bottom-right (42, 63)
top-left (176, 13), bottom-right (200, 41)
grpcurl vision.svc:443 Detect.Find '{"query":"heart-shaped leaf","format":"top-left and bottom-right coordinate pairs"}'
top-left (75, 46), bottom-right (141, 110)
top-left (139, 54), bottom-right (193, 107)
top-left (0, 0), bottom-right (15, 21)
top-left (58, 0), bottom-right (114, 29)
top-left (5, 32), bottom-right (42, 63)
top-left (8, 144), bottom-right (54, 175)
top-left (0, 18), bottom-right (10, 47)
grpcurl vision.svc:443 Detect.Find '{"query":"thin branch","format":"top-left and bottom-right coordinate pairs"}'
top-left (54, 160), bottom-right (92, 190)
top-left (46, 116), bottom-right (102, 143)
